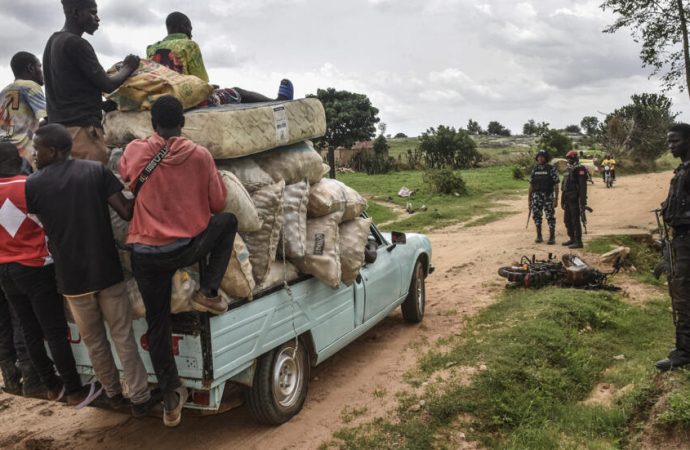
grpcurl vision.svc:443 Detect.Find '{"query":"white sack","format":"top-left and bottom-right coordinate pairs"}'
top-left (307, 178), bottom-right (368, 221)
top-left (279, 181), bottom-right (309, 259)
top-left (221, 235), bottom-right (255, 300)
top-left (217, 158), bottom-right (274, 193)
top-left (256, 141), bottom-right (324, 185)
top-left (292, 211), bottom-right (343, 289)
top-left (339, 218), bottom-right (373, 286)
top-left (219, 170), bottom-right (262, 232)
top-left (241, 181), bottom-right (285, 284)
top-left (254, 260), bottom-right (301, 294)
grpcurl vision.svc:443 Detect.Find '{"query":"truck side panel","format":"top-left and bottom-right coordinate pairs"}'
top-left (210, 277), bottom-right (354, 383)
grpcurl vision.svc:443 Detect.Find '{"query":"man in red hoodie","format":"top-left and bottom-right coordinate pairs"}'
top-left (119, 95), bottom-right (237, 427)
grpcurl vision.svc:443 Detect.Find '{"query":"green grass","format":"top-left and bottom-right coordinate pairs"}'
top-left (328, 287), bottom-right (674, 449)
top-left (387, 137), bottom-right (420, 160)
top-left (338, 166), bottom-right (528, 231)
top-left (585, 235), bottom-right (663, 286)
top-left (365, 201), bottom-right (399, 225)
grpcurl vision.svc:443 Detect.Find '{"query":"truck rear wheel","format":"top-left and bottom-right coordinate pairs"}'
top-left (245, 338), bottom-right (309, 425)
top-left (401, 260), bottom-right (425, 323)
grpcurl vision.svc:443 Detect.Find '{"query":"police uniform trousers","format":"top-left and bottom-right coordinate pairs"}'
top-left (670, 232), bottom-right (690, 352)
top-left (563, 194), bottom-right (582, 241)
top-left (531, 191), bottom-right (556, 229)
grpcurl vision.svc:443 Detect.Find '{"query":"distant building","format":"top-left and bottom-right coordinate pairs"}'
top-left (319, 140), bottom-right (374, 167)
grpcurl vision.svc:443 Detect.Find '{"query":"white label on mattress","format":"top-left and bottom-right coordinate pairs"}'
top-left (273, 105), bottom-right (289, 146)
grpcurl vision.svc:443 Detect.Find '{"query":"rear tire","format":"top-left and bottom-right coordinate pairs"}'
top-left (401, 260), bottom-right (426, 323)
top-left (245, 338), bottom-right (309, 425)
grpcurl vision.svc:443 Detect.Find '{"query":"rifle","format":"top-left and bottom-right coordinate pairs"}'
top-left (526, 208), bottom-right (532, 229)
top-left (580, 206), bottom-right (594, 234)
top-left (653, 208), bottom-right (675, 279)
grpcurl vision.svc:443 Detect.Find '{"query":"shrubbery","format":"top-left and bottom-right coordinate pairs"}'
top-left (423, 169), bottom-right (467, 195)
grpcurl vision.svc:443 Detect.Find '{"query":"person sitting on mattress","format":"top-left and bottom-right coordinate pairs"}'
top-left (147, 11), bottom-right (294, 106)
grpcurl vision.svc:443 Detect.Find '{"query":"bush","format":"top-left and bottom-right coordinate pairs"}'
top-left (513, 166), bottom-right (525, 180)
top-left (538, 130), bottom-right (573, 157)
top-left (349, 151), bottom-right (395, 174)
top-left (394, 132), bottom-right (408, 139)
top-left (419, 125), bottom-right (481, 170)
top-left (423, 169), bottom-right (467, 195)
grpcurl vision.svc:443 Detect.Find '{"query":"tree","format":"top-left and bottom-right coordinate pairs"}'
top-left (467, 119), bottom-right (483, 135)
top-left (600, 93), bottom-right (678, 162)
top-left (378, 122), bottom-right (387, 136)
top-left (307, 88), bottom-right (380, 149)
top-left (564, 124), bottom-right (582, 134)
top-left (419, 125), bottom-right (481, 169)
top-left (580, 116), bottom-right (599, 136)
top-left (487, 121), bottom-right (511, 136)
top-left (537, 130), bottom-right (573, 157)
top-left (523, 119), bottom-right (538, 136)
top-left (373, 135), bottom-right (390, 156)
top-left (523, 119), bottom-right (549, 136)
top-left (394, 132), bottom-right (408, 139)
top-left (602, 0), bottom-right (690, 98)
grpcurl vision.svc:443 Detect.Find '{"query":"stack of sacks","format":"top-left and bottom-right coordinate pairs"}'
top-left (217, 144), bottom-right (371, 293)
top-left (289, 179), bottom-right (369, 288)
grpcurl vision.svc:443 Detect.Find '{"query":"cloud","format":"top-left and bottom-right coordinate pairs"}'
top-left (0, 0), bottom-right (683, 135)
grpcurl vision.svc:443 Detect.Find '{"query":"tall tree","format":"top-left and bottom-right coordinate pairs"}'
top-left (378, 122), bottom-right (387, 136)
top-left (487, 121), bottom-right (511, 136)
top-left (602, 0), bottom-right (690, 98)
top-left (601, 93), bottom-right (678, 162)
top-left (307, 88), bottom-right (380, 148)
top-left (580, 116), bottom-right (599, 136)
top-left (467, 119), bottom-right (483, 135)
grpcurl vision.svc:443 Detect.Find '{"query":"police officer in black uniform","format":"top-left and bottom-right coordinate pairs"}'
top-left (561, 150), bottom-right (588, 249)
top-left (528, 150), bottom-right (559, 244)
top-left (657, 123), bottom-right (690, 371)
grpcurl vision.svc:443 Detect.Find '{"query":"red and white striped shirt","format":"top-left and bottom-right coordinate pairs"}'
top-left (0, 176), bottom-right (51, 267)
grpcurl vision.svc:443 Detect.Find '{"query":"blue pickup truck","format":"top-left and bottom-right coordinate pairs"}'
top-left (67, 221), bottom-right (433, 424)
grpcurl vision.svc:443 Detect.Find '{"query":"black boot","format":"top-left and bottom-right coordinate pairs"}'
top-left (547, 227), bottom-right (556, 245)
top-left (0, 360), bottom-right (22, 395)
top-left (562, 238), bottom-right (574, 246)
top-left (656, 349), bottom-right (690, 371)
top-left (568, 240), bottom-right (584, 249)
top-left (535, 226), bottom-right (543, 243)
top-left (19, 361), bottom-right (44, 398)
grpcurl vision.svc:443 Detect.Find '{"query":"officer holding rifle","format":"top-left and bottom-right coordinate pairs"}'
top-left (657, 123), bottom-right (690, 371)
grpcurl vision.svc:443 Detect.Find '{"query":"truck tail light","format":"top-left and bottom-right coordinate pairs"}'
top-left (191, 390), bottom-right (210, 406)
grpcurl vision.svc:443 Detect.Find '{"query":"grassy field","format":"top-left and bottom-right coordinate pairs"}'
top-left (338, 166), bottom-right (527, 231)
top-left (324, 236), bottom-right (690, 450)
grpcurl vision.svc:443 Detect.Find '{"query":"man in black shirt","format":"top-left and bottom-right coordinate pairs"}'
top-left (43, 0), bottom-right (140, 163)
top-left (657, 123), bottom-right (690, 371)
top-left (561, 150), bottom-right (588, 249)
top-left (27, 124), bottom-right (158, 416)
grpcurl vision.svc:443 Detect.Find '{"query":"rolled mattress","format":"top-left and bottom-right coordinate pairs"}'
top-left (103, 98), bottom-right (326, 159)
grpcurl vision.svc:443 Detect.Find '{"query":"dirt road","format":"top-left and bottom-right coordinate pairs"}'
top-left (0, 171), bottom-right (672, 450)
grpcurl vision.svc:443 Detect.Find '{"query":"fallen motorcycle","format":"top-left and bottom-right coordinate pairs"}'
top-left (497, 253), bottom-right (621, 290)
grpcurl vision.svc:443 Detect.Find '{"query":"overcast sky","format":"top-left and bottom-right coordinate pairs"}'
top-left (0, 0), bottom-right (686, 136)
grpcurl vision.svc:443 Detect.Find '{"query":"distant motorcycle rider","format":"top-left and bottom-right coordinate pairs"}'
top-left (528, 149), bottom-right (559, 244)
top-left (657, 123), bottom-right (690, 371)
top-left (561, 150), bottom-right (588, 249)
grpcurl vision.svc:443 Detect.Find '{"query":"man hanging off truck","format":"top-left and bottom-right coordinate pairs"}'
top-left (528, 149), bottom-right (559, 245)
top-left (561, 150), bottom-right (588, 249)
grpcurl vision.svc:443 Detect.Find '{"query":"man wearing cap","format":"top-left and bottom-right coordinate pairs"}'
top-left (528, 150), bottom-right (559, 245)
top-left (561, 150), bottom-right (588, 249)
top-left (42, 0), bottom-right (141, 163)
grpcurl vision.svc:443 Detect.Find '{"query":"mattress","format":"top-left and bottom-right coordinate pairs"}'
top-left (103, 98), bottom-right (326, 159)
